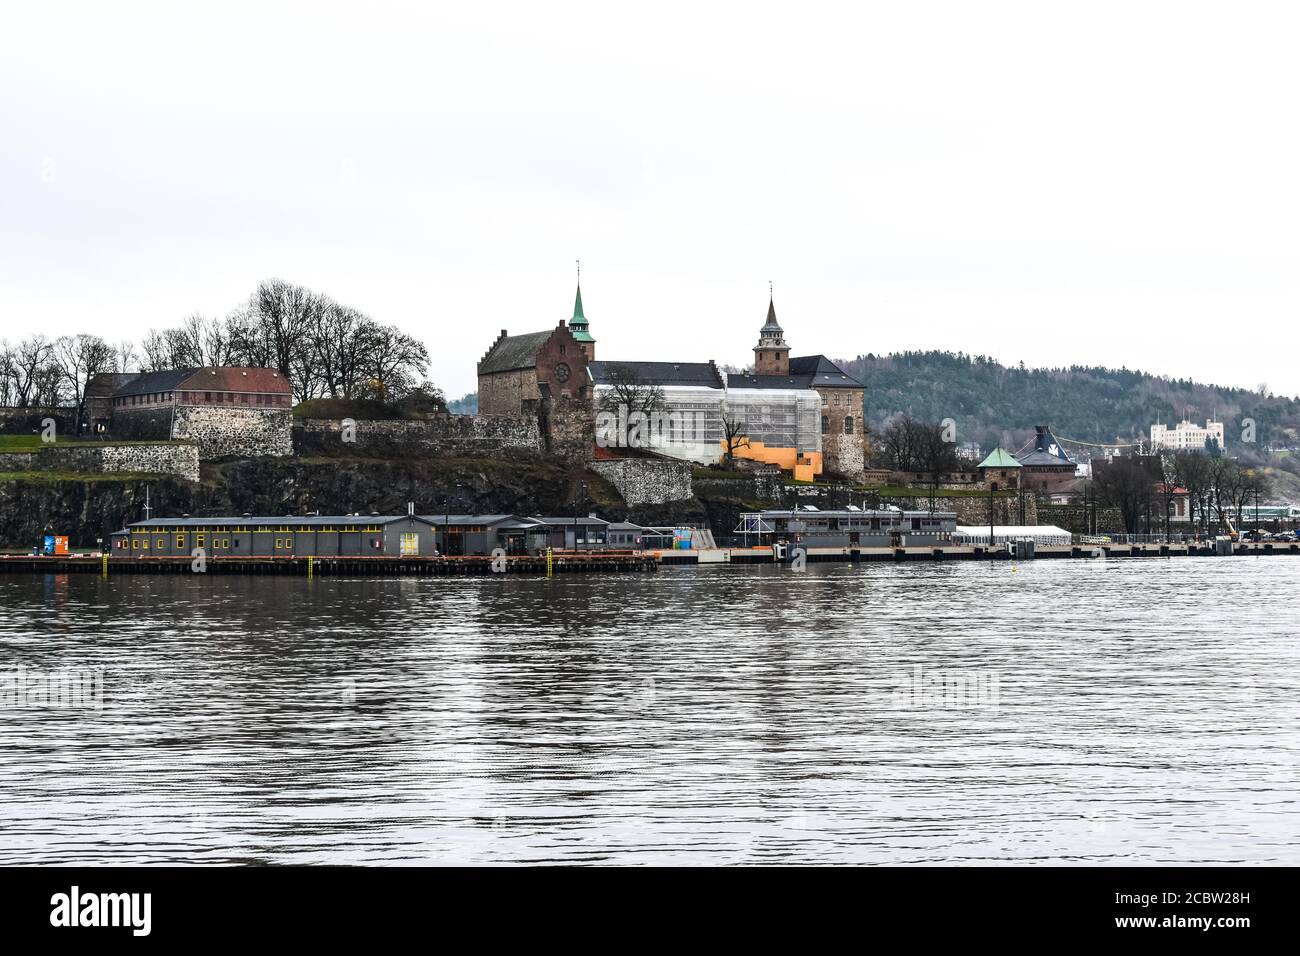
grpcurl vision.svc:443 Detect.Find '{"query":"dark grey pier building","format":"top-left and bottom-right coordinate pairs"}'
top-left (111, 514), bottom-right (551, 558)
top-left (737, 507), bottom-right (958, 548)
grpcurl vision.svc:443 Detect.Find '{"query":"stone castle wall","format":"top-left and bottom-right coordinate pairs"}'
top-left (477, 368), bottom-right (538, 418)
top-left (0, 407), bottom-right (78, 436)
top-left (588, 458), bottom-right (693, 506)
top-left (172, 406), bottom-right (292, 459)
top-left (104, 407), bottom-right (173, 441)
top-left (822, 433), bottom-right (866, 482)
top-left (543, 399), bottom-right (595, 466)
top-left (0, 442), bottom-right (199, 482)
top-left (293, 415), bottom-right (543, 458)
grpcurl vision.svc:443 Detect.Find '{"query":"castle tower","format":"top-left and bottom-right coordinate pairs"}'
top-left (568, 267), bottom-right (595, 361)
top-left (753, 288), bottom-right (789, 376)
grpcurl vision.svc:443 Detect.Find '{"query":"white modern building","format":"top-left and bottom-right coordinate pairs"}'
top-left (1149, 418), bottom-right (1225, 452)
top-left (954, 525), bottom-right (1073, 546)
top-left (590, 369), bottom-right (821, 467)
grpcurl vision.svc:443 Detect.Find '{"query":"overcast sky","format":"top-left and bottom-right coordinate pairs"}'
top-left (3, 1), bottom-right (1297, 400)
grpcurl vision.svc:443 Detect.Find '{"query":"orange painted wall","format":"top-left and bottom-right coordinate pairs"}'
top-left (724, 440), bottom-right (822, 481)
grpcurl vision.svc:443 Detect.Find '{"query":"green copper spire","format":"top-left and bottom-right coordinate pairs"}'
top-left (568, 261), bottom-right (594, 343)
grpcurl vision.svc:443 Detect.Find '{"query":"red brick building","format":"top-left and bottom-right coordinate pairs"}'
top-left (107, 366), bottom-right (294, 456)
top-left (477, 283), bottom-right (594, 417)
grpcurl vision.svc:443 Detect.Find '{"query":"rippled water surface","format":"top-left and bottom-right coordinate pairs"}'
top-left (1, 558), bottom-right (1298, 865)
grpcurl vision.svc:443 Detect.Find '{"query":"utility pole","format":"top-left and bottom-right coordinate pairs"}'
top-left (988, 479), bottom-right (996, 552)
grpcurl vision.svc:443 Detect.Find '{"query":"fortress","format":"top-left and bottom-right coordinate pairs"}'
top-left (476, 282), bottom-right (867, 480)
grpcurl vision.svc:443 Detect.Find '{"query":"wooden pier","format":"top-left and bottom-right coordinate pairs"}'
top-left (0, 540), bottom-right (1294, 575)
top-left (0, 552), bottom-right (658, 576)
top-left (678, 540), bottom-right (1300, 564)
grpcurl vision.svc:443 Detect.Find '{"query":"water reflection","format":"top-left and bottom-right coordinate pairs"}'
top-left (1, 559), bottom-right (1297, 864)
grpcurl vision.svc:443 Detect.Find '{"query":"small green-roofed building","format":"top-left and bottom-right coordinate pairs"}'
top-left (977, 447), bottom-right (1021, 490)
top-left (977, 448), bottom-right (1021, 469)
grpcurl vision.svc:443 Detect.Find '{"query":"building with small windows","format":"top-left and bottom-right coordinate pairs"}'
top-left (110, 513), bottom-right (553, 558)
top-left (476, 283), bottom-right (595, 417)
top-left (976, 447), bottom-right (1022, 490)
top-left (1149, 418), bottom-right (1225, 452)
top-left (531, 515), bottom-right (612, 550)
top-left (1015, 425), bottom-right (1078, 492)
top-left (111, 514), bottom-right (438, 558)
top-left (104, 366), bottom-right (293, 457)
top-left (736, 506), bottom-right (957, 548)
top-left (583, 292), bottom-right (865, 481)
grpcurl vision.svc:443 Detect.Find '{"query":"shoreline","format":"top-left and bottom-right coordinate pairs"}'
top-left (1, 540), bottom-right (1296, 576)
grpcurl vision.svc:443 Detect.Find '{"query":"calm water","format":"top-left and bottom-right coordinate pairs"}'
top-left (1, 558), bottom-right (1298, 865)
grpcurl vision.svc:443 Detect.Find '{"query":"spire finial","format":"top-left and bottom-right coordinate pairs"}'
top-left (570, 262), bottom-right (589, 334)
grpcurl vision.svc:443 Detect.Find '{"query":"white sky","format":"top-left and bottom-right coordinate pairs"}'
top-left (2, 1), bottom-right (1297, 399)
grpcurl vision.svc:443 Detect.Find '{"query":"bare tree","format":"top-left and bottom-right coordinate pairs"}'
top-left (225, 303), bottom-right (275, 370)
top-left (596, 364), bottom-right (666, 448)
top-left (248, 278), bottom-right (320, 384)
top-left (1095, 455), bottom-right (1158, 534)
top-left (915, 422), bottom-right (960, 513)
top-left (1154, 452), bottom-right (1181, 537)
top-left (0, 340), bottom-right (16, 406)
top-left (355, 320), bottom-right (429, 402)
top-left (720, 413), bottom-right (751, 465)
top-left (1174, 450), bottom-right (1211, 536)
top-left (312, 302), bottom-right (369, 398)
top-left (1209, 456), bottom-right (1245, 534)
top-left (115, 340), bottom-right (138, 374)
top-left (12, 335), bottom-right (54, 406)
top-left (876, 413), bottom-right (924, 472)
top-left (120, 279), bottom-right (438, 409)
top-left (54, 334), bottom-right (114, 433)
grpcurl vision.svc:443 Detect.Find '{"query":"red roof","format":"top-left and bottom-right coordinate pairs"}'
top-left (179, 367), bottom-right (291, 393)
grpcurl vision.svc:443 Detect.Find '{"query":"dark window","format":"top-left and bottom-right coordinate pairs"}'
top-left (844, 415), bottom-right (854, 434)
top-left (821, 416), bottom-right (829, 434)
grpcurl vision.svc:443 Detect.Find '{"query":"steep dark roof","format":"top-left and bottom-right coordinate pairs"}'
top-left (1017, 426), bottom-right (1076, 467)
top-left (182, 367), bottom-right (290, 393)
top-left (760, 295), bottom-right (783, 333)
top-left (788, 354), bottom-right (864, 388)
top-left (113, 367), bottom-right (290, 398)
top-left (113, 369), bottom-right (195, 397)
top-left (478, 330), bottom-right (554, 375)
top-left (127, 514), bottom-right (435, 528)
top-left (419, 514), bottom-right (544, 528)
top-left (86, 372), bottom-right (137, 398)
top-left (587, 360), bottom-right (724, 389)
top-left (725, 371), bottom-right (816, 390)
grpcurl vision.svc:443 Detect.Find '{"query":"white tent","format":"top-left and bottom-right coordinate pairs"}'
top-left (954, 525), bottom-right (1072, 546)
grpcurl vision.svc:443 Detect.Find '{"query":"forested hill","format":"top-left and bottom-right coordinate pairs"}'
top-left (838, 351), bottom-right (1300, 454)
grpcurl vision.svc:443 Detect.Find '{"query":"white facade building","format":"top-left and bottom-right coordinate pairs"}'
top-left (592, 382), bottom-right (822, 465)
top-left (1149, 419), bottom-right (1225, 452)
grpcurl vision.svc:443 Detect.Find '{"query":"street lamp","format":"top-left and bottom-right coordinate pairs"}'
top-left (443, 483), bottom-right (464, 556)
top-left (570, 480), bottom-right (588, 550)
top-left (988, 478), bottom-right (997, 553)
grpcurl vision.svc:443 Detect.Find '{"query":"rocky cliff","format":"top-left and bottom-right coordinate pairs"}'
top-left (0, 456), bottom-right (629, 548)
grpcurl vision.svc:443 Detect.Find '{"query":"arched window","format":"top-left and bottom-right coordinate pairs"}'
top-left (843, 415), bottom-right (854, 434)
top-left (821, 415), bottom-right (829, 434)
